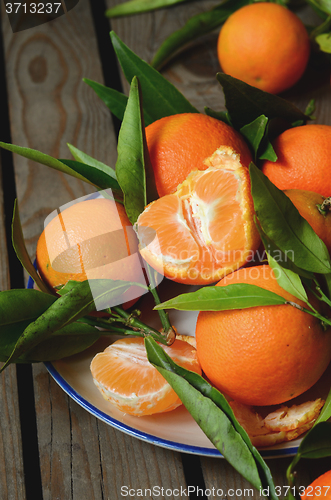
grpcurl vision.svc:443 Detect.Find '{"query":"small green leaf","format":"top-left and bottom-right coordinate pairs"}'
top-left (315, 387), bottom-right (331, 424)
top-left (105, 0), bottom-right (188, 17)
top-left (204, 107), bottom-right (232, 126)
top-left (0, 279), bottom-right (134, 371)
top-left (154, 283), bottom-right (287, 311)
top-left (217, 74), bottom-right (308, 129)
top-left (145, 338), bottom-right (277, 496)
top-left (83, 78), bottom-right (131, 124)
top-left (250, 163), bottom-right (331, 274)
top-left (59, 159), bottom-right (122, 192)
top-left (151, 0), bottom-right (250, 70)
top-left (0, 142), bottom-right (92, 185)
top-left (240, 115), bottom-right (268, 161)
top-left (116, 76), bottom-right (158, 224)
top-left (267, 254), bottom-right (309, 304)
top-left (304, 99), bottom-right (316, 120)
top-left (11, 201), bottom-right (51, 294)
top-left (110, 31), bottom-right (198, 121)
top-left (66, 144), bottom-right (117, 180)
top-left (316, 32), bottom-right (331, 52)
top-left (306, 0), bottom-right (331, 17)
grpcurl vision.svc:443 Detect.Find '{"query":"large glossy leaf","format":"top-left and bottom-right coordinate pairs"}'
top-left (66, 144), bottom-right (118, 181)
top-left (145, 338), bottom-right (277, 496)
top-left (59, 159), bottom-right (122, 192)
top-left (154, 283), bottom-right (287, 311)
top-left (250, 163), bottom-right (331, 274)
top-left (83, 78), bottom-right (130, 123)
top-left (151, 0), bottom-right (249, 70)
top-left (0, 279), bottom-right (134, 371)
top-left (110, 31), bottom-right (198, 122)
top-left (217, 74), bottom-right (308, 129)
top-left (106, 0), bottom-right (188, 17)
top-left (0, 142), bottom-right (92, 185)
top-left (116, 76), bottom-right (158, 224)
top-left (11, 201), bottom-right (51, 294)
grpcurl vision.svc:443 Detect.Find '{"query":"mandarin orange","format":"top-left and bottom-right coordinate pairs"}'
top-left (145, 113), bottom-right (252, 197)
top-left (301, 470), bottom-right (331, 500)
top-left (195, 265), bottom-right (331, 407)
top-left (285, 189), bottom-right (331, 255)
top-left (135, 146), bottom-right (260, 285)
top-left (262, 125), bottom-right (331, 197)
top-left (90, 337), bottom-right (201, 416)
top-left (36, 197), bottom-right (143, 307)
top-left (217, 2), bottom-right (310, 94)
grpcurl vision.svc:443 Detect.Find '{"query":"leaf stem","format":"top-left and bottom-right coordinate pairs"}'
top-left (145, 263), bottom-right (176, 344)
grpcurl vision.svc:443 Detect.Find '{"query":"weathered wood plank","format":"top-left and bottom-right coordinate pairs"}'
top-left (2, 0), bottom-right (188, 498)
top-left (0, 160), bottom-right (26, 497)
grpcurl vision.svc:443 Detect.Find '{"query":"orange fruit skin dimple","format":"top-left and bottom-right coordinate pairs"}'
top-left (262, 125), bottom-right (331, 197)
top-left (145, 113), bottom-right (252, 197)
top-left (301, 470), bottom-right (331, 500)
top-left (195, 265), bottom-right (331, 407)
top-left (217, 2), bottom-right (310, 94)
top-left (90, 337), bottom-right (202, 416)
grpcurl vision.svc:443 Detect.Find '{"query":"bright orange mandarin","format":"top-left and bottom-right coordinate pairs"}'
top-left (145, 113), bottom-right (252, 197)
top-left (195, 265), bottom-right (331, 407)
top-left (135, 146), bottom-right (260, 285)
top-left (262, 125), bottom-right (331, 197)
top-left (217, 2), bottom-right (310, 94)
top-left (301, 470), bottom-right (331, 500)
top-left (285, 189), bottom-right (331, 255)
top-left (90, 337), bottom-right (202, 416)
top-left (36, 198), bottom-right (142, 307)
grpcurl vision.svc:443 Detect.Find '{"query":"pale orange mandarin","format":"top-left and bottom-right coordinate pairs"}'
top-left (135, 146), bottom-right (260, 285)
top-left (90, 337), bottom-right (202, 416)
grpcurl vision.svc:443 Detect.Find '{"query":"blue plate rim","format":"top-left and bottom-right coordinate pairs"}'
top-left (27, 271), bottom-right (299, 459)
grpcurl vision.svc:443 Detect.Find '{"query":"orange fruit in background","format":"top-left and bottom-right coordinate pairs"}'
top-left (90, 337), bottom-right (202, 416)
top-left (285, 189), bottom-right (331, 255)
top-left (301, 470), bottom-right (331, 500)
top-left (135, 146), bottom-right (260, 285)
top-left (195, 265), bottom-right (331, 407)
top-left (145, 112), bottom-right (252, 197)
top-left (36, 197), bottom-right (143, 308)
top-left (217, 2), bottom-right (310, 94)
top-left (262, 125), bottom-right (331, 197)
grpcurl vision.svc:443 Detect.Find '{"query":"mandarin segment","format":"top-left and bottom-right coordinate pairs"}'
top-left (145, 113), bottom-right (252, 197)
top-left (90, 337), bottom-right (202, 417)
top-left (195, 265), bottom-right (331, 406)
top-left (135, 146), bottom-right (260, 285)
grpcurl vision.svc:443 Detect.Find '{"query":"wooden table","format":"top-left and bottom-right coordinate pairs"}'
top-left (0, 1), bottom-right (331, 498)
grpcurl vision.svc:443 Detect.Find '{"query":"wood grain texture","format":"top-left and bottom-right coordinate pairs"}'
top-left (0, 160), bottom-right (26, 498)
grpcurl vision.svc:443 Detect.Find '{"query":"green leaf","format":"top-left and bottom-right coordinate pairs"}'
top-left (66, 144), bottom-right (117, 181)
top-left (250, 163), bottom-right (331, 274)
top-left (0, 142), bottom-right (92, 185)
top-left (316, 32), bottom-right (331, 52)
top-left (154, 283), bottom-right (287, 311)
top-left (59, 159), bottom-right (122, 192)
top-left (145, 338), bottom-right (277, 496)
top-left (151, 0), bottom-right (250, 70)
top-left (239, 115), bottom-right (268, 161)
top-left (11, 200), bottom-right (51, 294)
top-left (216, 74), bottom-right (308, 129)
top-left (204, 107), bottom-right (232, 126)
top-left (106, 0), bottom-right (188, 17)
top-left (306, 0), bottom-right (331, 17)
top-left (116, 76), bottom-right (158, 224)
top-left (267, 254), bottom-right (309, 304)
top-left (315, 387), bottom-right (331, 424)
top-left (0, 279), bottom-right (133, 371)
top-left (110, 31), bottom-right (198, 122)
top-left (83, 78), bottom-right (130, 123)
